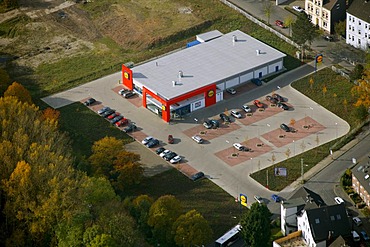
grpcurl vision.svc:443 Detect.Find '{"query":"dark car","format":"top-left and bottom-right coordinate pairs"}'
top-left (146, 139), bottom-right (159, 148)
top-left (203, 120), bottom-right (213, 129)
top-left (123, 123), bottom-right (137, 133)
top-left (277, 103), bottom-right (289, 110)
top-left (164, 152), bottom-right (177, 161)
top-left (266, 95), bottom-right (278, 104)
top-left (155, 147), bottom-right (165, 155)
top-left (280, 123), bottom-right (290, 132)
top-left (272, 93), bottom-right (284, 102)
top-left (272, 194), bottom-right (280, 202)
top-left (191, 172), bottom-right (205, 181)
top-left (219, 113), bottom-right (231, 123)
top-left (251, 78), bottom-right (262, 86)
top-left (168, 135), bottom-right (174, 144)
top-left (210, 119), bottom-right (220, 129)
top-left (110, 115), bottom-right (123, 124)
top-left (123, 91), bottom-right (136, 98)
top-left (360, 231), bottom-right (370, 241)
top-left (323, 35), bottom-right (334, 42)
top-left (102, 109), bottom-right (115, 118)
top-left (98, 106), bottom-right (111, 115)
top-left (84, 98), bottom-right (96, 106)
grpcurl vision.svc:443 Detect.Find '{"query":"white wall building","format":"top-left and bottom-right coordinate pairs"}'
top-left (346, 0), bottom-right (370, 50)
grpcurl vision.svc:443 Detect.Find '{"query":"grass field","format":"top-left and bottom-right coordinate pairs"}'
top-left (251, 68), bottom-right (361, 191)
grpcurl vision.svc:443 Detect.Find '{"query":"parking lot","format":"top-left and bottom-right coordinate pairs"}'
top-left (42, 62), bottom-right (350, 207)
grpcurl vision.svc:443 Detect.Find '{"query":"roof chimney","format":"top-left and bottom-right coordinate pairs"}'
top-left (256, 49), bottom-right (260, 55)
top-left (178, 70), bottom-right (183, 78)
top-left (232, 35), bottom-right (237, 45)
top-left (172, 80), bottom-right (176, 87)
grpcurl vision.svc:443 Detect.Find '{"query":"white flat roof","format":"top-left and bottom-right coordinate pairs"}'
top-left (132, 30), bottom-right (286, 100)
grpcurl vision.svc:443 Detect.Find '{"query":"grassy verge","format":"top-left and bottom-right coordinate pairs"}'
top-left (251, 68), bottom-right (361, 191)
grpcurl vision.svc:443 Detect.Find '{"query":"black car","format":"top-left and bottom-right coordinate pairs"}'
top-left (123, 123), bottom-right (137, 133)
top-left (164, 152), bottom-right (177, 161)
top-left (251, 78), bottom-right (262, 86)
top-left (280, 123), bottom-right (290, 132)
top-left (84, 98), bottom-right (96, 106)
top-left (203, 120), bottom-right (213, 129)
top-left (272, 93), bottom-right (284, 102)
top-left (155, 147), bottom-right (165, 155)
top-left (102, 109), bottom-right (115, 118)
top-left (219, 113), bottom-right (231, 123)
top-left (146, 139), bottom-right (159, 148)
top-left (266, 95), bottom-right (278, 104)
top-left (110, 115), bottom-right (123, 124)
top-left (97, 106), bottom-right (111, 115)
top-left (123, 91), bottom-right (136, 98)
top-left (277, 103), bottom-right (289, 110)
top-left (210, 119), bottom-right (220, 129)
top-left (191, 172), bottom-right (205, 181)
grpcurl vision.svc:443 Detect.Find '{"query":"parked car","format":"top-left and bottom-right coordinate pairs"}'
top-left (323, 35), bottom-right (334, 42)
top-left (115, 118), bottom-right (128, 127)
top-left (254, 100), bottom-right (264, 108)
top-left (98, 106), bottom-right (110, 115)
top-left (203, 120), bottom-right (213, 129)
top-left (360, 231), bottom-right (370, 241)
top-left (164, 152), bottom-right (177, 161)
top-left (266, 95), bottom-right (278, 104)
top-left (210, 119), bottom-right (220, 129)
top-left (102, 109), bottom-right (115, 118)
top-left (230, 110), bottom-right (242, 119)
top-left (146, 139), bottom-right (159, 148)
top-left (168, 135), bottom-right (174, 144)
top-left (242, 105), bottom-right (252, 113)
top-left (155, 147), bottom-right (166, 155)
top-left (233, 143), bottom-right (250, 152)
top-left (159, 149), bottom-right (171, 158)
top-left (123, 123), bottom-right (137, 133)
top-left (191, 172), bottom-right (205, 181)
top-left (277, 102), bottom-right (289, 110)
top-left (251, 78), bottom-right (262, 86)
top-left (280, 123), bottom-right (290, 132)
top-left (192, 135), bottom-right (204, 144)
top-left (272, 93), bottom-right (284, 102)
top-left (226, 88), bottom-right (236, 95)
top-left (334, 196), bottom-right (344, 204)
top-left (272, 194), bottom-right (280, 202)
top-left (142, 136), bottom-right (153, 145)
top-left (254, 195), bottom-right (264, 204)
top-left (118, 88), bottom-right (128, 95)
top-left (110, 115), bottom-right (123, 124)
top-left (219, 113), bottom-right (231, 123)
top-left (107, 112), bottom-right (120, 120)
top-left (275, 20), bottom-right (285, 28)
top-left (353, 217), bottom-right (362, 226)
top-left (352, 231), bottom-right (360, 242)
top-left (292, 5), bottom-right (304, 12)
top-left (84, 98), bottom-right (96, 106)
top-left (170, 155), bottom-right (182, 164)
top-left (123, 91), bottom-right (136, 98)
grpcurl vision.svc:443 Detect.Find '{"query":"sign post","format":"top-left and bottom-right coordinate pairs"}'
top-left (315, 54), bottom-right (323, 72)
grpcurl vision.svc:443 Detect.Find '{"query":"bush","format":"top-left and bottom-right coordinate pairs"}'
top-left (350, 64), bottom-right (364, 81)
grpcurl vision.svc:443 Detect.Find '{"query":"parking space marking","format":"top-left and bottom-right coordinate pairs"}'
top-left (182, 122), bottom-right (241, 141)
top-left (112, 86), bottom-right (142, 108)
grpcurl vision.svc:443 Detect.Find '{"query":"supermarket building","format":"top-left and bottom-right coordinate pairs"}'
top-left (122, 30), bottom-right (286, 122)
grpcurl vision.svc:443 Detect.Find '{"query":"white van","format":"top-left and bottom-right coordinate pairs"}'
top-left (352, 231), bottom-right (360, 242)
top-left (191, 135), bottom-right (204, 144)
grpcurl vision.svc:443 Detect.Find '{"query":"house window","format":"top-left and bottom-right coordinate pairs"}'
top-left (330, 216), bottom-right (335, 220)
top-left (323, 22), bottom-right (327, 27)
top-left (336, 214), bottom-right (341, 220)
top-left (366, 34), bottom-right (368, 38)
top-left (366, 24), bottom-right (368, 29)
top-left (349, 16), bottom-right (351, 21)
top-left (315, 218), bottom-right (320, 224)
top-left (359, 30), bottom-right (361, 35)
top-left (352, 27), bottom-right (355, 31)
top-left (349, 34), bottom-right (351, 39)
top-left (349, 25), bottom-right (351, 30)
top-left (316, 8), bottom-right (319, 15)
top-left (359, 21), bottom-right (361, 25)
top-left (358, 39), bottom-right (361, 44)
top-left (352, 36), bottom-right (354, 41)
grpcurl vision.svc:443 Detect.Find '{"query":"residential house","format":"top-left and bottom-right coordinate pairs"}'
top-left (346, 0), bottom-right (370, 50)
top-left (305, 0), bottom-right (346, 33)
top-left (352, 162), bottom-right (370, 207)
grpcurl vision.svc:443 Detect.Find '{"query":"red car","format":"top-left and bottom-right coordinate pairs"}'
top-left (254, 100), bottom-right (264, 108)
top-left (275, 20), bottom-right (285, 28)
top-left (115, 118), bottom-right (128, 127)
top-left (107, 112), bottom-right (120, 120)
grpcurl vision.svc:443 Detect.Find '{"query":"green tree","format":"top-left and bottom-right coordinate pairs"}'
top-left (292, 13), bottom-right (319, 59)
top-left (334, 20), bottom-right (346, 38)
top-left (262, 0), bottom-right (273, 24)
top-left (148, 195), bottom-right (182, 246)
top-left (240, 203), bottom-right (272, 247)
top-left (172, 209), bottom-right (213, 247)
top-left (131, 195), bottom-right (154, 236)
top-left (3, 0), bottom-right (18, 8)
top-left (4, 81), bottom-right (32, 104)
top-left (88, 137), bottom-right (124, 177)
top-left (350, 64), bottom-right (364, 81)
top-left (284, 15), bottom-right (294, 36)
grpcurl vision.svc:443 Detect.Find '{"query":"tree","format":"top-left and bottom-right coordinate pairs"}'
top-left (240, 203), bottom-right (272, 247)
top-left (42, 107), bottom-right (60, 124)
top-left (292, 13), bottom-right (319, 59)
top-left (3, 0), bottom-right (18, 8)
top-left (322, 85), bottom-right (327, 97)
top-left (262, 0), bottom-right (273, 24)
top-left (284, 15), bottom-right (294, 36)
top-left (88, 137), bottom-right (124, 178)
top-left (131, 195), bottom-right (154, 236)
top-left (148, 195), bottom-right (182, 245)
top-left (350, 64), bottom-right (364, 81)
top-left (334, 20), bottom-right (346, 38)
top-left (4, 82), bottom-right (32, 104)
top-left (351, 73), bottom-right (370, 110)
top-left (172, 209), bottom-right (213, 247)
top-left (309, 77), bottom-right (314, 89)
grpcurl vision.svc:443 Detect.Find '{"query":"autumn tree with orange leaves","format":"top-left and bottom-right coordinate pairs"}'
top-left (4, 82), bottom-right (32, 104)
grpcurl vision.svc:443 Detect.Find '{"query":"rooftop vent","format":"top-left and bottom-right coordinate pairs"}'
top-left (178, 70), bottom-right (183, 78)
top-left (172, 81), bottom-right (176, 87)
top-left (357, 165), bottom-right (364, 172)
top-left (232, 35), bottom-right (237, 45)
top-left (256, 50), bottom-right (260, 56)
top-left (365, 174), bottom-right (369, 180)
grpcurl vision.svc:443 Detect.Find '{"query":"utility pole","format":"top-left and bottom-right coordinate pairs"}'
top-left (301, 158), bottom-right (304, 183)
